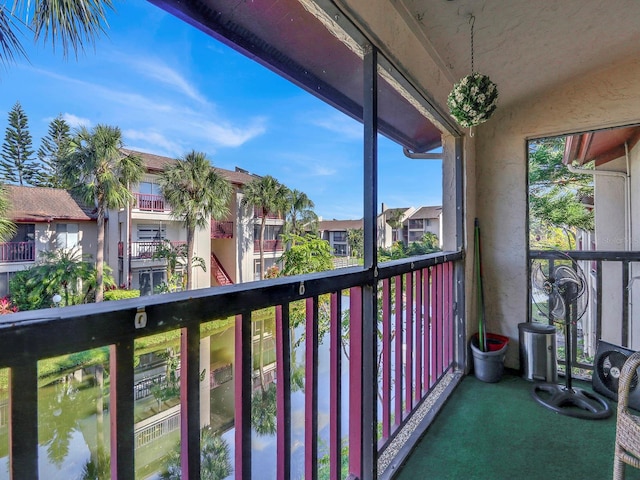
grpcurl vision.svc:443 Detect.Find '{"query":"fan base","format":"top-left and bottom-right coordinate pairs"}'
top-left (532, 383), bottom-right (612, 420)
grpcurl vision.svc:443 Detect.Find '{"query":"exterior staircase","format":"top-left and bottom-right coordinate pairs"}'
top-left (211, 253), bottom-right (233, 286)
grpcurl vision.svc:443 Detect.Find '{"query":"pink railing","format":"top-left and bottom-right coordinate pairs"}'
top-left (211, 221), bottom-right (233, 239)
top-left (379, 261), bottom-right (454, 447)
top-left (0, 251), bottom-right (460, 479)
top-left (0, 242), bottom-right (35, 262)
top-left (211, 253), bottom-right (233, 285)
top-left (133, 193), bottom-right (167, 212)
top-left (253, 239), bottom-right (284, 252)
top-left (253, 207), bottom-right (283, 220)
top-left (234, 253), bottom-right (457, 478)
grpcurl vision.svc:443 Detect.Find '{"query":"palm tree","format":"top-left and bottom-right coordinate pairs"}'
top-left (241, 175), bottom-right (288, 280)
top-left (386, 209), bottom-right (406, 243)
top-left (63, 125), bottom-right (143, 302)
top-left (159, 151), bottom-right (232, 290)
top-left (0, 183), bottom-right (16, 242)
top-left (284, 188), bottom-right (318, 240)
top-left (0, 1), bottom-right (114, 70)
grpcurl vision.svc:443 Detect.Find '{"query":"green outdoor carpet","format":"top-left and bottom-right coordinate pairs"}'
top-left (396, 373), bottom-right (640, 480)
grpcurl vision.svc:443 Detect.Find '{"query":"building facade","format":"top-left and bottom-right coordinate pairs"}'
top-left (0, 186), bottom-right (98, 297)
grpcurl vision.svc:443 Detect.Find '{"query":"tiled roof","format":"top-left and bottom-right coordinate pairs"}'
top-left (5, 185), bottom-right (95, 222)
top-left (318, 219), bottom-right (363, 231)
top-left (410, 206), bottom-right (442, 219)
top-left (123, 149), bottom-right (260, 187)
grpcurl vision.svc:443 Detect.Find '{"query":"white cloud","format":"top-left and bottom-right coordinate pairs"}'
top-left (62, 113), bottom-right (92, 129)
top-left (309, 164), bottom-right (337, 176)
top-left (310, 112), bottom-right (362, 140)
top-left (32, 66), bottom-right (266, 148)
top-left (199, 118), bottom-right (267, 147)
top-left (122, 129), bottom-right (184, 157)
top-left (131, 58), bottom-right (209, 105)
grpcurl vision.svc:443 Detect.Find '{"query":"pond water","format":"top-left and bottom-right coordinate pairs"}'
top-left (0, 300), bottom-right (356, 479)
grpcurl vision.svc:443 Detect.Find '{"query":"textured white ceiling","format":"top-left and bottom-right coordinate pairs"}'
top-left (393, 0), bottom-right (640, 108)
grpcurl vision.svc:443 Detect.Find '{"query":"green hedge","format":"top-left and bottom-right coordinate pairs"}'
top-left (104, 289), bottom-right (141, 301)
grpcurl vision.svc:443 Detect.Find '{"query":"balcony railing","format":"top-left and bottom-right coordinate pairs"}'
top-left (129, 241), bottom-right (187, 259)
top-left (0, 241), bottom-right (35, 262)
top-left (133, 193), bottom-right (168, 212)
top-left (0, 251), bottom-right (461, 479)
top-left (254, 239), bottom-right (284, 252)
top-left (253, 207), bottom-right (283, 220)
top-left (529, 249), bottom-right (640, 371)
top-left (211, 221), bottom-right (233, 239)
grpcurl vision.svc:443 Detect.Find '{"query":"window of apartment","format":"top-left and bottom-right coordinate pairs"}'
top-left (409, 219), bottom-right (424, 230)
top-left (12, 224), bottom-right (35, 243)
top-left (138, 181), bottom-right (162, 196)
top-left (253, 225), bottom-right (283, 241)
top-left (137, 225), bottom-right (166, 241)
top-left (254, 258), bottom-right (278, 281)
top-left (56, 223), bottom-right (79, 249)
top-left (138, 268), bottom-right (166, 296)
top-left (332, 231), bottom-right (347, 242)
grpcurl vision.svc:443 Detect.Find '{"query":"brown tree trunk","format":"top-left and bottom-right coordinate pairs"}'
top-left (259, 215), bottom-right (266, 280)
top-left (186, 226), bottom-right (195, 290)
top-left (95, 207), bottom-right (105, 302)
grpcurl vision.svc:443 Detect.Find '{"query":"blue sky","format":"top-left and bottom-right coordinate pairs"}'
top-left (0, 0), bottom-right (442, 220)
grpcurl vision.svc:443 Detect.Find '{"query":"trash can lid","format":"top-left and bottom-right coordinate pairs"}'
top-left (518, 322), bottom-right (556, 333)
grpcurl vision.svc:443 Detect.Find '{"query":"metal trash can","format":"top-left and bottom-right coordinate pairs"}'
top-left (518, 322), bottom-right (557, 382)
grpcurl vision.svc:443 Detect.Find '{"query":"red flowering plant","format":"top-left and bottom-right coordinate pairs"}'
top-left (0, 296), bottom-right (18, 314)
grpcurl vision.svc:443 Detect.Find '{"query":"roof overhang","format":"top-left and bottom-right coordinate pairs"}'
top-left (147, 0), bottom-right (444, 152)
top-left (563, 126), bottom-right (640, 167)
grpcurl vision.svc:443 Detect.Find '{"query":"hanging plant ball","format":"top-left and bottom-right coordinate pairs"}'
top-left (447, 72), bottom-right (499, 128)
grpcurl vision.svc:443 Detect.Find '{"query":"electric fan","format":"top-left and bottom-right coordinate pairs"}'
top-left (592, 341), bottom-right (640, 410)
top-left (529, 252), bottom-right (611, 419)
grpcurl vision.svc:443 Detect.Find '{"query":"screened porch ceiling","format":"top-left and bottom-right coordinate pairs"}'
top-left (148, 0), bottom-right (640, 153)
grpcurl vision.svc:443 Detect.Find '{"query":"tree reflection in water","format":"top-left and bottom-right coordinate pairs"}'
top-left (40, 375), bottom-right (79, 467)
top-left (161, 427), bottom-right (232, 480)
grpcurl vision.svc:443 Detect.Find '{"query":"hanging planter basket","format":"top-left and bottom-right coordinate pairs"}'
top-left (447, 72), bottom-right (499, 128)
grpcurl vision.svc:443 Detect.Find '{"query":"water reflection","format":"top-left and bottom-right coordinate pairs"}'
top-left (161, 427), bottom-right (231, 480)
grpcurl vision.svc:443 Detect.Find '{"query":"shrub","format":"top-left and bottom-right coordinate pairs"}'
top-left (104, 289), bottom-right (140, 301)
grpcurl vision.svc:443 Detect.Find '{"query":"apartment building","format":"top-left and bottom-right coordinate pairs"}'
top-left (320, 204), bottom-right (443, 258)
top-left (0, 151), bottom-right (287, 297)
top-left (318, 219), bottom-right (363, 256)
top-left (405, 206), bottom-right (443, 246)
top-left (0, 186), bottom-right (98, 296)
top-left (107, 150), bottom-right (285, 294)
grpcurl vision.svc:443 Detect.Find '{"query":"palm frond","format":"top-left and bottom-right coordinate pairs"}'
top-left (21, 0), bottom-right (115, 58)
top-left (0, 5), bottom-right (27, 68)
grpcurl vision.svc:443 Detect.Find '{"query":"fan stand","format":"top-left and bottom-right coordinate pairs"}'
top-left (531, 309), bottom-right (611, 420)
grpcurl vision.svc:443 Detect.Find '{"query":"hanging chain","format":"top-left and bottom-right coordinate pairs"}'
top-left (469, 14), bottom-right (475, 73)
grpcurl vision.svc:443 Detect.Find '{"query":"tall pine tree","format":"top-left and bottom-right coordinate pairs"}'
top-left (35, 115), bottom-right (72, 188)
top-left (1, 101), bottom-right (35, 185)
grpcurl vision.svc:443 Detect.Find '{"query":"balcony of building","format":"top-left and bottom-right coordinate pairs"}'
top-left (0, 241), bottom-right (35, 263)
top-left (254, 207), bottom-right (284, 221)
top-left (211, 221), bottom-right (234, 239)
top-left (3, 248), bottom-right (636, 479)
top-left (3, 0), bottom-right (640, 478)
top-left (118, 240), bottom-right (187, 259)
top-left (0, 251), bottom-right (463, 479)
top-left (254, 239), bottom-right (285, 253)
top-left (132, 193), bottom-right (171, 219)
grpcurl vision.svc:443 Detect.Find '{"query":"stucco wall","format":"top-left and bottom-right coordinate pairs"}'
top-left (629, 143), bottom-right (640, 347)
top-left (476, 55), bottom-right (640, 367)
